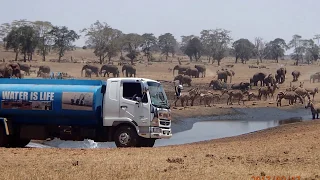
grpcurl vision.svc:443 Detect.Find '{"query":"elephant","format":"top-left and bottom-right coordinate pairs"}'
top-left (1, 63), bottom-right (22, 78)
top-left (291, 70), bottom-right (301, 82)
top-left (185, 68), bottom-right (199, 78)
top-left (275, 74), bottom-right (284, 84)
top-left (263, 74), bottom-right (276, 86)
top-left (194, 65), bottom-right (206, 77)
top-left (174, 74), bottom-right (192, 87)
top-left (81, 65), bottom-right (99, 77)
top-left (231, 82), bottom-right (251, 91)
top-left (37, 65), bottom-right (51, 77)
top-left (310, 72), bottom-right (320, 83)
top-left (173, 65), bottom-right (190, 76)
top-left (0, 63), bottom-right (14, 78)
top-left (217, 69), bottom-right (234, 83)
top-left (84, 68), bottom-right (92, 78)
top-left (17, 63), bottom-right (31, 76)
top-left (209, 79), bottom-right (223, 90)
top-left (122, 64), bottom-right (136, 77)
top-left (250, 72), bottom-right (267, 86)
top-left (276, 67), bottom-right (286, 84)
top-left (100, 64), bottom-right (120, 77)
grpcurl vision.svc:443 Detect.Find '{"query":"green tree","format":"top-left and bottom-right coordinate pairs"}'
top-left (232, 38), bottom-right (255, 64)
top-left (32, 21), bottom-right (53, 61)
top-left (158, 33), bottom-right (177, 60)
top-left (141, 33), bottom-right (157, 61)
top-left (49, 26), bottom-right (80, 62)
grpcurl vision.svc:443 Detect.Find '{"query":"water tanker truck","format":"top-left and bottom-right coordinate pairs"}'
top-left (0, 78), bottom-right (172, 148)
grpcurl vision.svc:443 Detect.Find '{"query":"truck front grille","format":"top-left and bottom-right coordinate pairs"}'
top-left (159, 119), bottom-right (171, 127)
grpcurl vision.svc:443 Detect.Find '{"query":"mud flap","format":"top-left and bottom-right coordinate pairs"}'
top-left (0, 117), bottom-right (11, 135)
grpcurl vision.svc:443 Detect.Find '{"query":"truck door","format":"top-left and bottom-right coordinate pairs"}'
top-left (120, 81), bottom-right (150, 126)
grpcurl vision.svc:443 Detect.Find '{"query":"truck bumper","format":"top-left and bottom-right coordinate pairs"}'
top-left (138, 127), bottom-right (172, 139)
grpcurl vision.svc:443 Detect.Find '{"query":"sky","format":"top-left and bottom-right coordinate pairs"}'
top-left (1, 0), bottom-right (319, 54)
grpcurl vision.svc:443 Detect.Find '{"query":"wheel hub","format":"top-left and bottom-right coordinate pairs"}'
top-left (119, 132), bottom-right (131, 145)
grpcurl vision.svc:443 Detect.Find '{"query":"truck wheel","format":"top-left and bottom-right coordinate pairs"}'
top-left (114, 126), bottom-right (138, 148)
top-left (8, 137), bottom-right (31, 148)
top-left (137, 138), bottom-right (155, 147)
top-left (0, 125), bottom-right (8, 147)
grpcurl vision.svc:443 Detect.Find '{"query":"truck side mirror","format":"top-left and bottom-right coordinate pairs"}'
top-left (135, 97), bottom-right (142, 103)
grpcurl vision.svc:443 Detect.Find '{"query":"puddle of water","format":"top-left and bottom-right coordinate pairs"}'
top-left (26, 107), bottom-right (313, 149)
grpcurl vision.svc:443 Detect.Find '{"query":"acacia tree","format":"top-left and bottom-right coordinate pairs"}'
top-left (254, 37), bottom-right (265, 63)
top-left (264, 38), bottom-right (288, 63)
top-left (141, 33), bottom-right (157, 61)
top-left (288, 34), bottom-right (303, 65)
top-left (5, 25), bottom-right (38, 61)
top-left (5, 28), bottom-right (20, 60)
top-left (232, 38), bottom-right (255, 64)
top-left (183, 37), bottom-right (202, 61)
top-left (81, 21), bottom-right (122, 64)
top-left (158, 33), bottom-right (177, 60)
top-left (19, 26), bottom-right (38, 61)
top-left (200, 28), bottom-right (232, 65)
top-left (49, 26), bottom-right (80, 62)
top-left (123, 33), bottom-right (143, 64)
top-left (33, 21), bottom-right (53, 61)
top-left (0, 19), bottom-right (33, 49)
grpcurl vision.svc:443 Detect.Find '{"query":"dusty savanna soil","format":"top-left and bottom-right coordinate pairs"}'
top-left (0, 120), bottom-right (319, 180)
top-left (1, 48), bottom-right (320, 179)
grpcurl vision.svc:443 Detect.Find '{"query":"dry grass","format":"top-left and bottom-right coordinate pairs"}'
top-left (1, 48), bottom-right (320, 179)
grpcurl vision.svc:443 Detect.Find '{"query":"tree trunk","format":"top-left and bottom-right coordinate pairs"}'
top-left (24, 52), bottom-right (27, 62)
top-left (108, 56), bottom-right (111, 62)
top-left (131, 58), bottom-right (134, 65)
top-left (276, 58), bottom-right (279, 63)
top-left (58, 54), bottom-right (62, 63)
top-left (15, 51), bottom-right (19, 61)
top-left (30, 53), bottom-right (33, 61)
top-left (43, 51), bottom-right (46, 61)
top-left (218, 59), bottom-right (221, 66)
top-left (99, 55), bottom-right (103, 64)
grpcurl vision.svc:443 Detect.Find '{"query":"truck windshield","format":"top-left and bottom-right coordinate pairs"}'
top-left (147, 81), bottom-right (169, 109)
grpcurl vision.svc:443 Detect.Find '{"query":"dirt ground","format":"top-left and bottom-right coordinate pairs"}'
top-left (0, 120), bottom-right (319, 180)
top-left (1, 48), bottom-right (320, 179)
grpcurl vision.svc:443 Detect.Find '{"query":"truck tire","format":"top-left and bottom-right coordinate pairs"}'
top-left (137, 138), bottom-right (155, 147)
top-left (0, 125), bottom-right (8, 147)
top-left (8, 137), bottom-right (31, 148)
top-left (114, 126), bottom-right (138, 148)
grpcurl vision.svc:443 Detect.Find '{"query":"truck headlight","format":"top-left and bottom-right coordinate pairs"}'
top-left (152, 127), bottom-right (161, 133)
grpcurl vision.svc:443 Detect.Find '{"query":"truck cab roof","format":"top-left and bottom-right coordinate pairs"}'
top-left (107, 78), bottom-right (159, 83)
